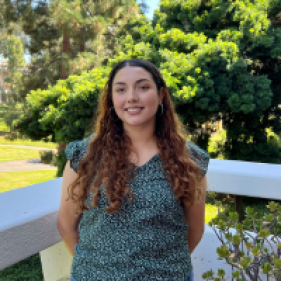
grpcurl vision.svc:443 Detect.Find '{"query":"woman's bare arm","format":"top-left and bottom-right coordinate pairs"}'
top-left (183, 176), bottom-right (207, 254)
top-left (57, 160), bottom-right (82, 257)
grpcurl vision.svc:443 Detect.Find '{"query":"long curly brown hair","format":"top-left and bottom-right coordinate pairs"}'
top-left (68, 59), bottom-right (203, 215)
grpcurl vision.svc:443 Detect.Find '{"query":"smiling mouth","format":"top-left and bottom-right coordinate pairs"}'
top-left (125, 107), bottom-right (144, 111)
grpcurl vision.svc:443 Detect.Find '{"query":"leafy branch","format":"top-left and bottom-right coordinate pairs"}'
top-left (202, 192), bottom-right (281, 281)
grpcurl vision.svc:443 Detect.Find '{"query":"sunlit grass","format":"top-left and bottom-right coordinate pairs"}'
top-left (0, 147), bottom-right (41, 162)
top-left (0, 170), bottom-right (57, 193)
top-left (0, 135), bottom-right (57, 149)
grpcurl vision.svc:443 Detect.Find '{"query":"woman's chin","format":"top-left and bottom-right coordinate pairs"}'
top-left (123, 119), bottom-right (151, 127)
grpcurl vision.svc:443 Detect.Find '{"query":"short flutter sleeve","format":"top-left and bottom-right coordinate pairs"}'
top-left (186, 141), bottom-right (210, 177)
top-left (65, 135), bottom-right (93, 172)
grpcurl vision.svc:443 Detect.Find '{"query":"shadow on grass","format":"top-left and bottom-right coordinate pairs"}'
top-left (0, 254), bottom-right (43, 281)
top-left (0, 131), bottom-right (9, 137)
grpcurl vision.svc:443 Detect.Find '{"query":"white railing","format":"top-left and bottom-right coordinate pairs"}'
top-left (0, 159), bottom-right (280, 281)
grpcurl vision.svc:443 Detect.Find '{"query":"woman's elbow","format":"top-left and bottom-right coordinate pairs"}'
top-left (56, 217), bottom-right (70, 237)
top-left (57, 216), bottom-right (80, 236)
top-left (56, 218), bottom-right (64, 236)
top-left (188, 224), bottom-right (205, 237)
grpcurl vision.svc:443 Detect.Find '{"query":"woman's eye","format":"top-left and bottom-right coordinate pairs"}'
top-left (138, 86), bottom-right (149, 91)
top-left (116, 88), bottom-right (125, 93)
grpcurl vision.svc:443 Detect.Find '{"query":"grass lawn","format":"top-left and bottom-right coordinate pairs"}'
top-left (0, 170), bottom-right (57, 193)
top-left (0, 147), bottom-right (42, 163)
top-left (0, 135), bottom-right (58, 149)
top-left (0, 254), bottom-right (44, 281)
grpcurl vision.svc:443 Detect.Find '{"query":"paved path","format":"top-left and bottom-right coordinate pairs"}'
top-left (0, 145), bottom-right (58, 172)
top-left (0, 159), bottom-right (57, 171)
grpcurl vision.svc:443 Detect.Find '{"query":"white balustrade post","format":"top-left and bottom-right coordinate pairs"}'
top-left (40, 242), bottom-right (72, 281)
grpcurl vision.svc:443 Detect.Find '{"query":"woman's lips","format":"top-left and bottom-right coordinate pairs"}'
top-left (125, 107), bottom-right (144, 115)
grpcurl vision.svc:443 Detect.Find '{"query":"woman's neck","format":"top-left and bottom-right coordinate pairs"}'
top-left (124, 126), bottom-right (157, 149)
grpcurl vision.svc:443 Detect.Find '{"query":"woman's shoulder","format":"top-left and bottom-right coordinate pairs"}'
top-left (186, 140), bottom-right (210, 176)
top-left (65, 134), bottom-right (95, 172)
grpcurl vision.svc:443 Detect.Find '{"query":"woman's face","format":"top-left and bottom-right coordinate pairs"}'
top-left (112, 66), bottom-right (163, 130)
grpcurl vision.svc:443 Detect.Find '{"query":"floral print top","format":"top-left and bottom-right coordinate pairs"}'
top-left (65, 134), bottom-right (210, 281)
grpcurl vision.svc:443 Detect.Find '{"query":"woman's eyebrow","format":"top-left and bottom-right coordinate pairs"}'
top-left (113, 78), bottom-right (150, 86)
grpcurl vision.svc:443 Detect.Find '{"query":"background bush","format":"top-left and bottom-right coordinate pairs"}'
top-left (14, 0), bottom-right (281, 167)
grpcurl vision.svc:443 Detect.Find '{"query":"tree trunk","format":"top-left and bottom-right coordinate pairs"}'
top-left (57, 142), bottom-right (67, 155)
top-left (234, 195), bottom-right (245, 222)
top-left (79, 42), bottom-right (85, 52)
top-left (61, 33), bottom-right (71, 80)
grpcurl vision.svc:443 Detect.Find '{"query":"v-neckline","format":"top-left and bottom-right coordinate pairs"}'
top-left (134, 153), bottom-right (159, 169)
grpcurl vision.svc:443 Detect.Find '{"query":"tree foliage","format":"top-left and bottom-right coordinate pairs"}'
top-left (2, 0), bottom-right (141, 99)
top-left (15, 0), bottom-right (281, 164)
top-left (15, 68), bottom-right (109, 143)
top-left (1, 35), bottom-right (26, 102)
top-left (112, 0), bottom-right (281, 163)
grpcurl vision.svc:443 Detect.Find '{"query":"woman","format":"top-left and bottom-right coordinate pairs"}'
top-left (57, 59), bottom-right (209, 281)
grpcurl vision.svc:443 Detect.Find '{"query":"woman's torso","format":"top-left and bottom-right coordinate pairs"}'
top-left (65, 134), bottom-right (209, 281)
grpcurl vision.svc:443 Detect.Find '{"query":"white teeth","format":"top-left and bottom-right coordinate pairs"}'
top-left (128, 108), bottom-right (142, 112)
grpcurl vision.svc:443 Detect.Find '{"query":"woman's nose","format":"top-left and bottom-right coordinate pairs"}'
top-left (127, 88), bottom-right (139, 101)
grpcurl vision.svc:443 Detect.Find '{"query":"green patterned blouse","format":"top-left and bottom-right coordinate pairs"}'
top-left (65, 134), bottom-right (210, 281)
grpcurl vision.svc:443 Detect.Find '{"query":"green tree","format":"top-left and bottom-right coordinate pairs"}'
top-left (15, 67), bottom-right (109, 143)
top-left (113, 0), bottom-right (281, 163)
top-left (1, 35), bottom-right (26, 102)
top-left (15, 0), bottom-right (281, 166)
top-left (2, 0), bottom-right (141, 99)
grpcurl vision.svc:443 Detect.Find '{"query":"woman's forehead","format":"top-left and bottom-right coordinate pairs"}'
top-left (113, 66), bottom-right (153, 83)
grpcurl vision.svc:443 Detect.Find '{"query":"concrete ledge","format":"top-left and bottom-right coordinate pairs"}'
top-left (0, 159), bottom-right (57, 171)
top-left (207, 159), bottom-right (281, 200)
top-left (0, 178), bottom-right (62, 270)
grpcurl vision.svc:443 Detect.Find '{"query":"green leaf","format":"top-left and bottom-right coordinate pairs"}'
top-left (217, 269), bottom-right (225, 277)
top-left (261, 262), bottom-right (272, 274)
top-left (232, 234), bottom-right (242, 245)
top-left (232, 270), bottom-right (240, 278)
top-left (240, 257), bottom-right (252, 269)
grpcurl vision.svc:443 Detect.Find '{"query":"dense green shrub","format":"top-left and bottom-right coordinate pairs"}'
top-left (15, 67), bottom-right (109, 144)
top-left (4, 132), bottom-right (18, 140)
top-left (39, 150), bottom-right (54, 164)
top-left (208, 128), bottom-right (281, 162)
top-left (2, 102), bottom-right (25, 133)
top-left (0, 104), bottom-right (7, 118)
top-left (208, 130), bottom-right (227, 160)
